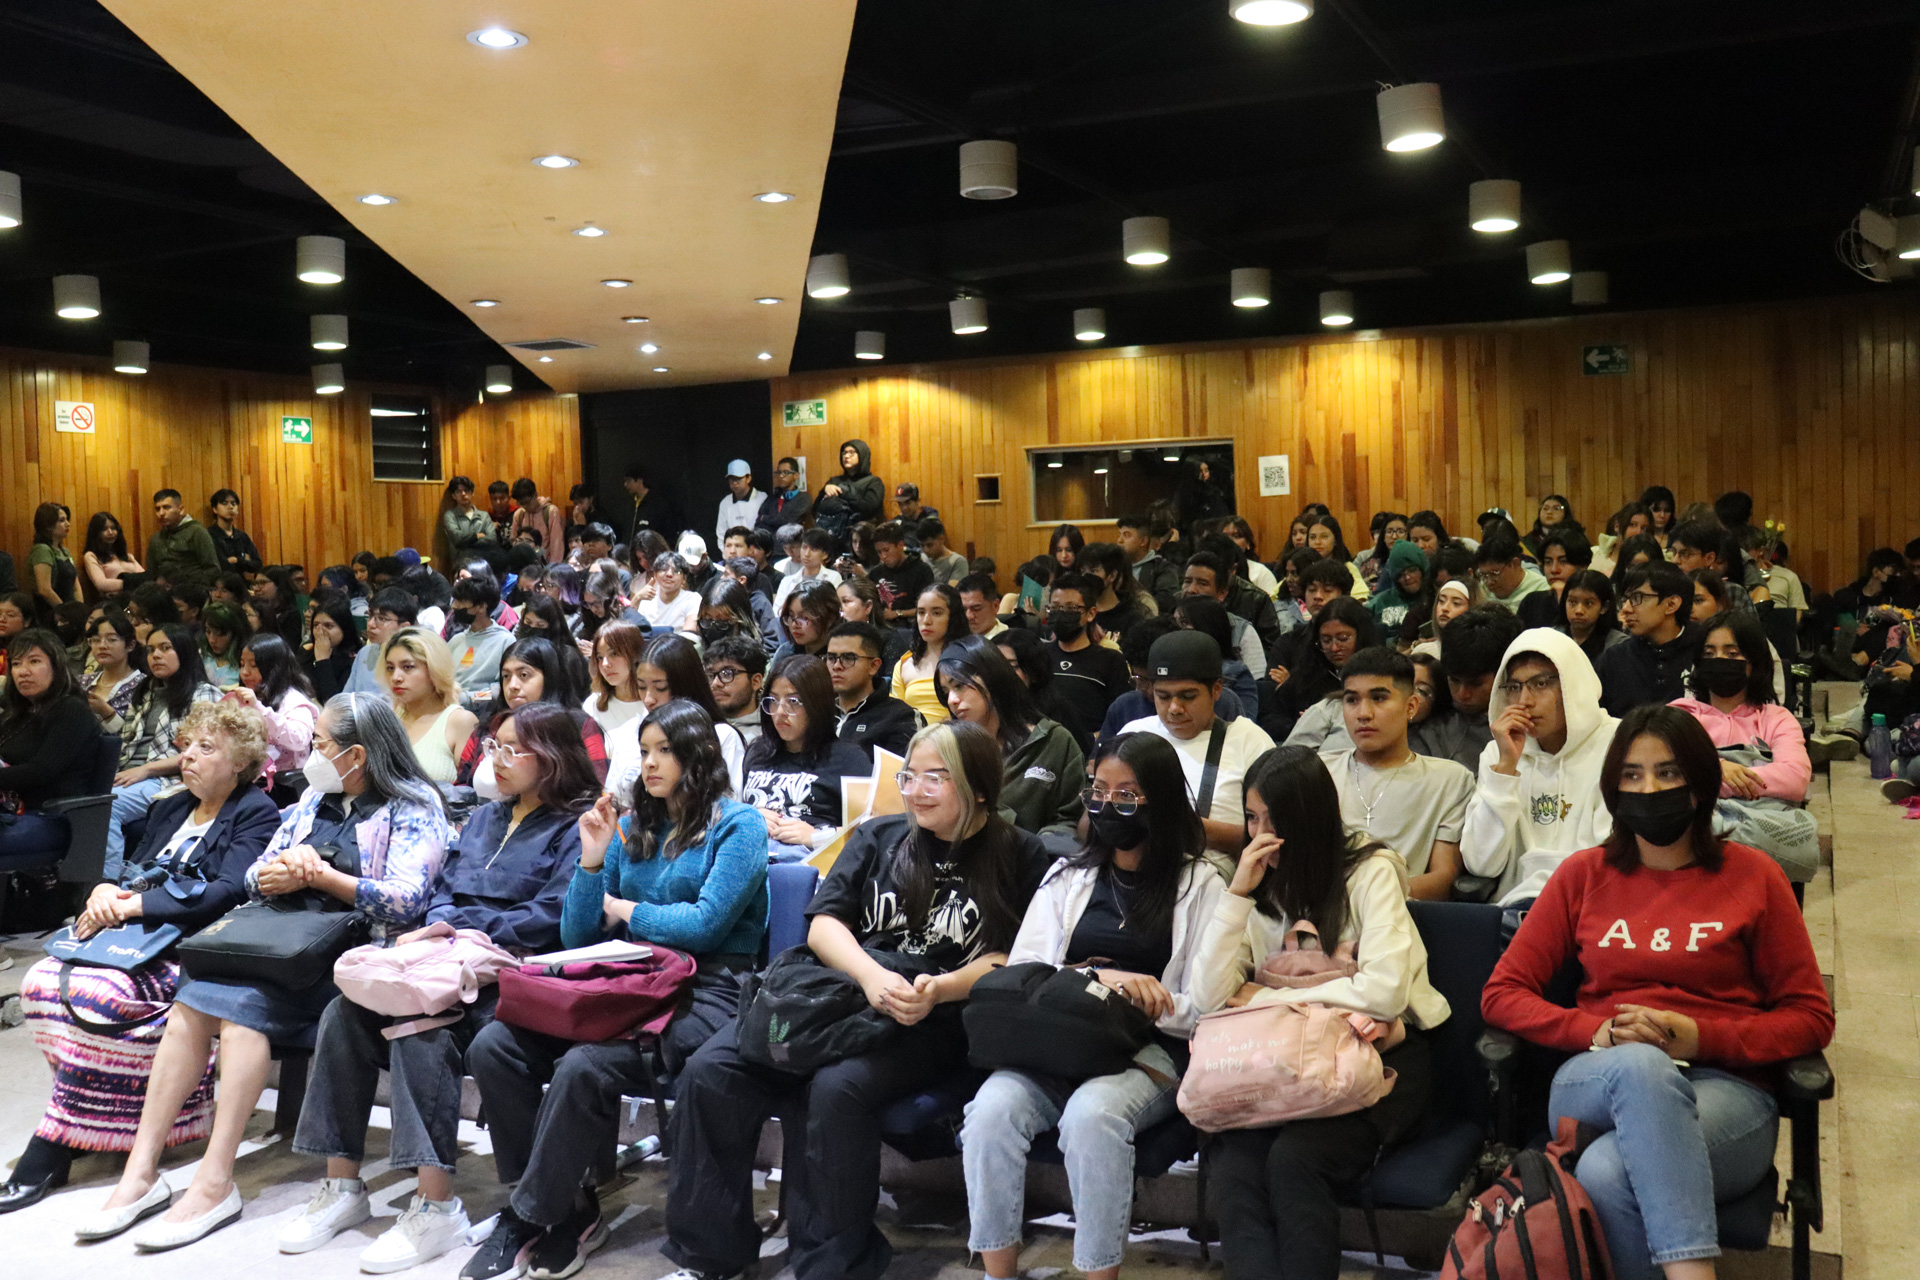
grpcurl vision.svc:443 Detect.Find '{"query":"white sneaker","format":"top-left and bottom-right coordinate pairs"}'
top-left (360, 1196), bottom-right (472, 1274)
top-left (278, 1177), bottom-right (372, 1253)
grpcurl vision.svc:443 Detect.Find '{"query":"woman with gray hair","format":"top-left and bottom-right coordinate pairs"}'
top-left (82, 693), bottom-right (452, 1251)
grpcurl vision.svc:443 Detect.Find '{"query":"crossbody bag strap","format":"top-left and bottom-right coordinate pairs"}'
top-left (58, 963), bottom-right (171, 1036)
top-left (1194, 719), bottom-right (1229, 817)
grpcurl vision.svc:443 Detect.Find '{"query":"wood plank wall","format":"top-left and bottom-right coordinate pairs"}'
top-left (0, 345), bottom-right (580, 580)
top-left (770, 293), bottom-right (1920, 593)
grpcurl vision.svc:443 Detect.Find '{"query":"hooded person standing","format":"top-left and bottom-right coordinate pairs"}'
top-left (1366, 540), bottom-right (1430, 631)
top-left (812, 439), bottom-right (884, 542)
top-left (1460, 628), bottom-right (1621, 907)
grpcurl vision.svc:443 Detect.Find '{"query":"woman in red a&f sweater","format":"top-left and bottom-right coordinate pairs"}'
top-left (1483, 705), bottom-right (1831, 1280)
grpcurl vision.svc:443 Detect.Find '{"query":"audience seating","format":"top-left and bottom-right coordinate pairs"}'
top-left (0, 733), bottom-right (120, 923)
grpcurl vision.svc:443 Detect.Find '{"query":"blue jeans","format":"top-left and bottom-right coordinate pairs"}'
top-left (960, 1044), bottom-right (1179, 1273)
top-left (105, 775), bottom-right (171, 882)
top-left (1550, 1044), bottom-right (1778, 1280)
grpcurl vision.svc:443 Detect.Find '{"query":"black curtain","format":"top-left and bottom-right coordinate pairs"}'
top-left (581, 380), bottom-right (772, 546)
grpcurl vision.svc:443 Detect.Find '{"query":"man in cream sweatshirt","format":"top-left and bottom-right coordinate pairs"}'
top-left (1460, 628), bottom-right (1620, 907)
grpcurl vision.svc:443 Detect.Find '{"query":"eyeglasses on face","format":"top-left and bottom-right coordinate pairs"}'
top-left (760, 695), bottom-right (806, 714)
top-left (1081, 785), bottom-right (1146, 816)
top-left (893, 768), bottom-right (953, 794)
top-left (1498, 673), bottom-right (1561, 699)
top-left (708, 666), bottom-right (745, 683)
top-left (823, 651), bottom-right (870, 667)
top-left (482, 738), bottom-right (530, 765)
top-left (1623, 590), bottom-right (1662, 607)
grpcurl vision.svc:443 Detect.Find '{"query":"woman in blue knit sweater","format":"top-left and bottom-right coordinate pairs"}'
top-left (463, 699), bottom-right (768, 1280)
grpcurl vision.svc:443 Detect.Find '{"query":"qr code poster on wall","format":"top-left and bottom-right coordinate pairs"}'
top-left (1257, 454), bottom-right (1291, 497)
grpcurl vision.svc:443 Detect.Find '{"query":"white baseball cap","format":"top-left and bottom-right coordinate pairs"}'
top-left (726, 459), bottom-right (751, 477)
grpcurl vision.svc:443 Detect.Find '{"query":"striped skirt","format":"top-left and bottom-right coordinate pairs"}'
top-left (19, 956), bottom-right (218, 1152)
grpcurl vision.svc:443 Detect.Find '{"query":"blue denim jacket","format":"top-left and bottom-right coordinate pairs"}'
top-left (425, 800), bottom-right (582, 954)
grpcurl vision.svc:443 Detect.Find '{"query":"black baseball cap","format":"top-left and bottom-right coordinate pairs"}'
top-left (1147, 631), bottom-right (1222, 683)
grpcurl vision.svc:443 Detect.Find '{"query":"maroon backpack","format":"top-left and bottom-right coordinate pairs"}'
top-left (1441, 1117), bottom-right (1614, 1280)
top-left (496, 947), bottom-right (697, 1043)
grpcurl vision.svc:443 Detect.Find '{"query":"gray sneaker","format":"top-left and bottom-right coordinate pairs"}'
top-left (1880, 777), bottom-right (1917, 804)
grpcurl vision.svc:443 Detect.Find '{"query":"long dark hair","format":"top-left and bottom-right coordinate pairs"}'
top-left (1065, 732), bottom-right (1205, 940)
top-left (0, 629), bottom-right (79, 726)
top-left (514, 594), bottom-right (570, 639)
top-left (84, 511), bottom-right (132, 561)
top-left (1303, 598), bottom-right (1378, 685)
top-left (31, 502), bottom-right (68, 546)
top-left (908, 581), bottom-right (966, 662)
top-left (625, 698), bottom-right (732, 860)
top-left (1599, 704), bottom-right (1724, 873)
top-left (1638, 485), bottom-right (1678, 529)
top-left (309, 594), bottom-right (362, 656)
top-left (201, 599), bottom-right (253, 660)
top-left (1049, 523), bottom-right (1085, 570)
top-left (244, 632), bottom-right (316, 709)
top-left (1609, 534), bottom-right (1667, 593)
top-left (701, 576), bottom-right (760, 644)
top-left (642, 633), bottom-right (725, 723)
top-left (495, 636), bottom-right (588, 719)
top-left (1529, 494), bottom-right (1574, 546)
top-left (1243, 746), bottom-right (1383, 942)
top-left (505, 702), bottom-right (600, 815)
top-left (138, 623), bottom-right (213, 719)
top-left (1688, 610), bottom-right (1775, 707)
top-left (1557, 568), bottom-right (1619, 656)
top-left (748, 653), bottom-right (837, 764)
top-left (935, 634), bottom-right (1037, 753)
top-left (1309, 514), bottom-right (1353, 564)
top-left (1078, 541), bottom-right (1146, 614)
top-left (1407, 509), bottom-right (1452, 551)
top-left (888, 721), bottom-right (1028, 956)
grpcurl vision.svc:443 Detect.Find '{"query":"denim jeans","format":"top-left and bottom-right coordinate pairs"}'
top-left (1550, 1044), bottom-right (1779, 1280)
top-left (105, 775), bottom-right (171, 882)
top-left (960, 1045), bottom-right (1179, 1273)
top-left (291, 993), bottom-right (493, 1173)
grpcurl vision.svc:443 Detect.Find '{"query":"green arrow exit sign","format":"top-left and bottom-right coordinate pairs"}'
top-left (1582, 344), bottom-right (1629, 376)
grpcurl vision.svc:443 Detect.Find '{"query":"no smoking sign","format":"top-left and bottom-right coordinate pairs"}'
top-left (55, 400), bottom-right (96, 434)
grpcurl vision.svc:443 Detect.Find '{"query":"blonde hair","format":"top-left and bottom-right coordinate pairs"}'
top-left (380, 626), bottom-right (458, 711)
top-left (590, 619), bottom-right (648, 711)
top-left (180, 698), bottom-right (270, 784)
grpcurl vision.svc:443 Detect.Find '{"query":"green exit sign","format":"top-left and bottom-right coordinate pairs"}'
top-left (281, 415), bottom-right (313, 444)
top-left (783, 399), bottom-right (827, 427)
top-left (1582, 344), bottom-right (1629, 376)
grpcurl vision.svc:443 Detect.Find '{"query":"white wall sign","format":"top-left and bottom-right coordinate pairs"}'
top-left (1257, 453), bottom-right (1291, 497)
top-left (54, 400), bottom-right (96, 434)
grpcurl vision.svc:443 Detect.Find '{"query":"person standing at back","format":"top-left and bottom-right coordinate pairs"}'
top-left (509, 479), bottom-right (566, 565)
top-left (206, 489), bottom-right (262, 575)
top-left (755, 457), bottom-right (812, 536)
top-left (622, 462), bottom-right (685, 547)
top-left (715, 460), bottom-right (765, 546)
top-left (813, 439), bottom-right (884, 541)
top-left (146, 489), bottom-right (220, 589)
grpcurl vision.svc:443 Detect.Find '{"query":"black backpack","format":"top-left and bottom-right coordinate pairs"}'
top-left (735, 945), bottom-right (936, 1074)
top-left (963, 961), bottom-right (1157, 1082)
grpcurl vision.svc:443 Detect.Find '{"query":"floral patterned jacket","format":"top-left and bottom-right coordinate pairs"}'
top-left (244, 786), bottom-right (452, 941)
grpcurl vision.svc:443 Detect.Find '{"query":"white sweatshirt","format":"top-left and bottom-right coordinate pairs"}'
top-left (1459, 627), bottom-right (1620, 906)
top-left (1009, 856), bottom-right (1230, 1038)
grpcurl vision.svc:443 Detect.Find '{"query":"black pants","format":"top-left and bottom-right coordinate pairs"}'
top-left (663, 1012), bottom-right (968, 1280)
top-left (465, 964), bottom-right (745, 1227)
top-left (1209, 1028), bottom-right (1434, 1280)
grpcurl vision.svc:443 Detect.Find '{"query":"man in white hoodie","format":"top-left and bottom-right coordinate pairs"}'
top-left (1460, 628), bottom-right (1620, 907)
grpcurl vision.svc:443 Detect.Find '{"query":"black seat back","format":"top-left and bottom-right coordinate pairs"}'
top-left (90, 732), bottom-right (121, 795)
top-left (1407, 900), bottom-right (1505, 1128)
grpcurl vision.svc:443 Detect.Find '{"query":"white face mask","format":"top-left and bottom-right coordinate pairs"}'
top-left (304, 744), bottom-right (359, 795)
top-left (472, 755), bottom-right (505, 803)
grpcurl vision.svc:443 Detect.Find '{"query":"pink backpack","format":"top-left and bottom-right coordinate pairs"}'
top-left (1178, 920), bottom-right (1395, 1133)
top-left (334, 924), bottom-right (518, 1037)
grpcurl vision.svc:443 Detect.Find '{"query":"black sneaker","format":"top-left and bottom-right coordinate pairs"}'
top-left (525, 1187), bottom-right (607, 1280)
top-left (461, 1208), bottom-right (547, 1280)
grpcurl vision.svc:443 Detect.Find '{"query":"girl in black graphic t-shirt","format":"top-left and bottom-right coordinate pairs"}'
top-left (663, 721), bottom-right (1049, 1280)
top-left (738, 654), bottom-right (870, 860)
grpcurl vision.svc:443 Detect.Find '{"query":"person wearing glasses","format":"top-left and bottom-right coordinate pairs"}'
top-left (754, 455), bottom-right (812, 536)
top-left (739, 654), bottom-right (871, 861)
top-left (960, 731), bottom-right (1225, 1280)
top-left (1595, 561), bottom-right (1703, 717)
top-left (277, 703), bottom-right (593, 1273)
top-left (659, 721), bottom-right (1048, 1280)
top-left (1470, 525), bottom-right (1551, 617)
top-left (825, 621), bottom-right (920, 762)
top-left (703, 634), bottom-right (768, 745)
top-left (1461, 628), bottom-right (1621, 908)
top-left (465, 699), bottom-right (767, 1280)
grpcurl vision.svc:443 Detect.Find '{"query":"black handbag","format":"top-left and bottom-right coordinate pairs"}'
top-left (962, 961), bottom-right (1157, 1082)
top-left (176, 842), bottom-right (367, 990)
top-left (734, 945), bottom-right (936, 1074)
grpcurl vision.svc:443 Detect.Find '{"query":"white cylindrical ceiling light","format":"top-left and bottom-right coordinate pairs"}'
top-left (806, 253), bottom-right (850, 298)
top-left (1230, 267), bottom-right (1271, 308)
top-left (1073, 308), bottom-right (1106, 341)
top-left (53, 274), bottom-right (100, 319)
top-left (854, 331), bottom-right (885, 360)
top-left (950, 297), bottom-right (988, 334)
top-left (112, 340), bottom-right (149, 374)
top-left (0, 170), bottom-right (19, 228)
top-left (1123, 216), bottom-right (1171, 265)
top-left (310, 314), bottom-right (349, 350)
top-left (1526, 239), bottom-right (1572, 284)
top-left (296, 235), bottom-right (346, 284)
top-left (484, 365), bottom-right (514, 394)
top-left (1319, 290), bottom-right (1354, 327)
top-left (1468, 179), bottom-right (1521, 233)
top-left (1570, 271), bottom-right (1609, 305)
top-left (959, 140), bottom-right (1018, 200)
top-left (1230, 0), bottom-right (1312, 24)
top-left (312, 363), bottom-right (345, 395)
top-left (1377, 82), bottom-right (1445, 152)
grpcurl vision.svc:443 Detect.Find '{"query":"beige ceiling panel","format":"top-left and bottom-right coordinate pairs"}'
top-left (102, 0), bottom-right (856, 392)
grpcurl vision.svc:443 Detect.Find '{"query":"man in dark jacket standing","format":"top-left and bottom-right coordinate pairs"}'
top-left (755, 457), bottom-right (812, 536)
top-left (1595, 561), bottom-right (1701, 715)
top-left (811, 439), bottom-right (884, 541)
top-left (145, 488), bottom-right (220, 588)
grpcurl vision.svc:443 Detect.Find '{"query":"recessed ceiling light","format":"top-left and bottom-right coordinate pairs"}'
top-left (468, 27), bottom-right (528, 49)
top-left (753, 192), bottom-right (794, 203)
top-left (653, 366), bottom-right (670, 373)
top-left (757, 351), bottom-right (773, 360)
top-left (471, 299), bottom-right (500, 308)
top-left (357, 193), bottom-right (397, 206)
top-left (538, 356), bottom-right (553, 363)
top-left (639, 342), bottom-right (658, 354)
top-left (601, 278), bottom-right (632, 288)
top-left (573, 224), bottom-right (607, 237)
top-left (620, 315), bottom-right (649, 323)
top-left (1230, 0), bottom-right (1312, 23)
top-left (754, 296), bottom-right (783, 305)
top-left (532, 155), bottom-right (578, 169)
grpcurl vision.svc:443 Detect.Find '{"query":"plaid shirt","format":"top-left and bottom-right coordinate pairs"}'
top-left (116, 681), bottom-right (221, 770)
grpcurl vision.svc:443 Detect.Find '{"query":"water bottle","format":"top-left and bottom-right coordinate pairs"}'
top-left (1867, 713), bottom-right (1895, 780)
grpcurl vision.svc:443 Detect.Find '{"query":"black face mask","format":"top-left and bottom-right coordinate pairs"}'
top-left (1089, 805), bottom-right (1150, 851)
top-left (1695, 656), bottom-right (1748, 699)
top-left (1048, 609), bottom-right (1084, 641)
top-left (1613, 787), bottom-right (1697, 848)
top-left (699, 619), bottom-right (732, 645)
